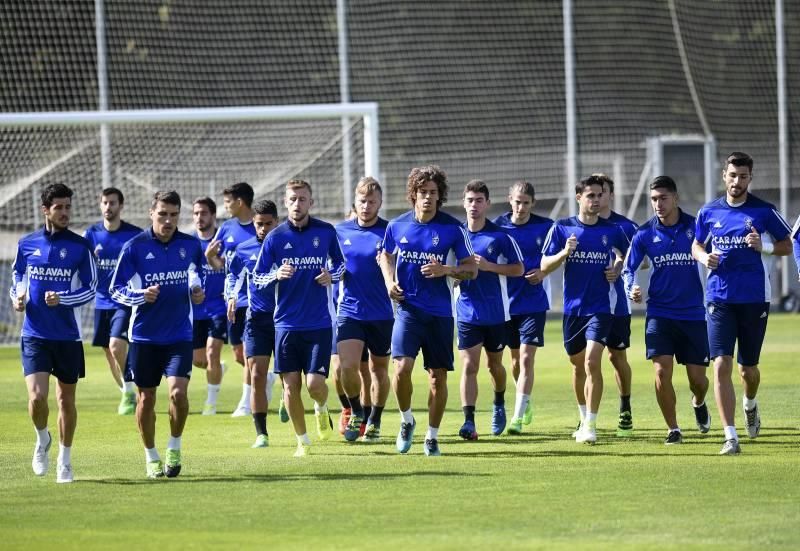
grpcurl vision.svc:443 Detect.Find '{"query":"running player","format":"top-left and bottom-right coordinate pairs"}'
top-left (83, 187), bottom-right (142, 415)
top-left (541, 175), bottom-right (629, 444)
top-left (110, 190), bottom-right (205, 478)
top-left (692, 152), bottom-right (793, 455)
top-left (380, 165), bottom-right (477, 456)
top-left (253, 180), bottom-right (344, 457)
top-left (623, 176), bottom-right (711, 444)
top-left (335, 177), bottom-right (393, 442)
top-left (457, 180), bottom-right (523, 440)
top-left (493, 181), bottom-right (553, 435)
top-left (226, 200), bottom-right (279, 448)
top-left (12, 183), bottom-right (97, 483)
top-left (793, 215), bottom-right (800, 279)
top-left (191, 197), bottom-right (228, 415)
top-left (205, 182), bottom-right (257, 417)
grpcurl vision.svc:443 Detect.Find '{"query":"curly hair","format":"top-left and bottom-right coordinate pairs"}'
top-left (406, 165), bottom-right (448, 208)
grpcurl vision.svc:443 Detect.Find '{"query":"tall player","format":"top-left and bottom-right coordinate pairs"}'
top-left (493, 181), bottom-right (553, 435)
top-left (12, 183), bottom-right (97, 483)
top-left (380, 165), bottom-right (477, 456)
top-left (692, 152), bottom-right (793, 455)
top-left (205, 182), bottom-right (257, 417)
top-left (457, 180), bottom-right (523, 440)
top-left (623, 176), bottom-right (711, 444)
top-left (335, 177), bottom-right (393, 443)
top-left (253, 180), bottom-right (344, 457)
top-left (226, 200), bottom-right (279, 448)
top-left (110, 190), bottom-right (205, 478)
top-left (595, 173), bottom-right (639, 436)
top-left (83, 187), bottom-right (142, 415)
top-left (191, 197), bottom-right (228, 415)
top-left (541, 175), bottom-right (629, 444)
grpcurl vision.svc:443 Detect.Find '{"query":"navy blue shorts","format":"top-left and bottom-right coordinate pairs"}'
top-left (607, 315), bottom-right (631, 350)
top-left (192, 315), bottom-right (228, 349)
top-left (707, 302), bottom-right (769, 366)
top-left (244, 310), bottom-right (275, 358)
top-left (337, 317), bottom-right (393, 358)
top-left (228, 306), bottom-right (248, 346)
top-left (391, 303), bottom-right (454, 371)
top-left (21, 337), bottom-right (85, 384)
top-left (127, 341), bottom-right (193, 388)
top-left (457, 321), bottom-right (507, 352)
top-left (507, 312), bottom-right (547, 348)
top-left (92, 307), bottom-right (131, 347)
top-left (645, 316), bottom-right (709, 366)
top-left (562, 313), bottom-right (613, 356)
top-left (274, 328), bottom-right (332, 376)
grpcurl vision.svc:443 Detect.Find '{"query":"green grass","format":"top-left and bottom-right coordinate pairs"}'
top-left (1, 314), bottom-right (799, 550)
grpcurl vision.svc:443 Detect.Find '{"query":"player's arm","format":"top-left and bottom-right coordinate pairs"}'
top-left (794, 236), bottom-right (800, 282)
top-left (204, 227), bottom-right (225, 269)
top-left (432, 225), bottom-right (477, 281)
top-left (109, 245), bottom-right (149, 306)
top-left (747, 208), bottom-right (794, 256)
top-left (253, 239), bottom-right (288, 286)
top-left (56, 246), bottom-right (98, 307)
top-left (224, 253), bottom-right (246, 321)
top-left (379, 249), bottom-right (404, 301)
top-left (692, 239), bottom-right (719, 270)
top-left (540, 226), bottom-right (575, 275)
top-left (474, 234), bottom-right (524, 277)
top-left (10, 244), bottom-right (27, 312)
top-left (317, 233), bottom-right (346, 287)
top-left (622, 234), bottom-right (645, 303)
top-left (188, 246), bottom-right (205, 305)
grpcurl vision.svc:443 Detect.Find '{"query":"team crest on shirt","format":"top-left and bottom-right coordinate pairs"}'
top-left (59, 248), bottom-right (67, 259)
top-left (179, 247), bottom-right (186, 259)
top-left (686, 228), bottom-right (694, 240)
top-left (536, 237), bottom-right (542, 246)
top-left (601, 235), bottom-right (608, 246)
top-left (432, 232), bottom-right (440, 247)
top-left (708, 304), bottom-right (715, 315)
top-left (487, 243), bottom-right (495, 255)
top-left (744, 218), bottom-right (753, 230)
top-left (312, 237), bottom-right (320, 248)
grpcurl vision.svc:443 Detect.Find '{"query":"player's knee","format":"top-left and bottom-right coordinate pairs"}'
top-left (169, 386), bottom-right (188, 406)
top-left (29, 391), bottom-right (47, 408)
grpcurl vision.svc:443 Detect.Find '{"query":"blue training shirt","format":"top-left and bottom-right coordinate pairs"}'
top-left (226, 235), bottom-right (275, 315)
top-left (83, 221), bottom-right (142, 310)
top-left (383, 210), bottom-right (474, 318)
top-left (194, 232), bottom-right (227, 319)
top-left (542, 216), bottom-right (629, 316)
top-left (456, 219), bottom-right (523, 325)
top-left (602, 211), bottom-right (638, 316)
top-left (109, 228), bottom-right (204, 344)
top-left (253, 217), bottom-right (345, 331)
top-left (11, 228), bottom-right (97, 341)
top-left (336, 217), bottom-right (394, 321)
top-left (695, 193), bottom-right (792, 303)
top-left (622, 210), bottom-right (705, 321)
top-left (493, 212), bottom-right (553, 314)
top-left (214, 218), bottom-right (256, 309)
top-left (792, 215), bottom-right (800, 278)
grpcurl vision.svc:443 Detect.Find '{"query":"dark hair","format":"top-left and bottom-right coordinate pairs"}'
top-left (41, 183), bottom-right (73, 208)
top-left (575, 175), bottom-right (605, 195)
top-left (222, 182), bottom-right (255, 207)
top-left (253, 199), bottom-right (278, 218)
top-left (725, 151), bottom-right (753, 172)
top-left (591, 172), bottom-right (614, 194)
top-left (464, 179), bottom-right (490, 200)
top-left (406, 165), bottom-right (448, 208)
top-left (649, 175), bottom-right (677, 193)
top-left (151, 190), bottom-right (181, 209)
top-left (193, 196), bottom-right (217, 215)
top-left (509, 180), bottom-right (535, 199)
top-left (101, 187), bottom-right (124, 205)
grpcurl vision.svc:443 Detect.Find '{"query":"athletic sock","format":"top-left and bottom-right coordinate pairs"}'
top-left (240, 384), bottom-right (251, 406)
top-left (206, 383), bottom-right (221, 406)
top-left (578, 404), bottom-right (587, 422)
top-left (513, 393), bottom-right (530, 419)
top-left (35, 427), bottom-right (50, 447)
top-left (620, 394), bottom-right (631, 413)
top-left (167, 435), bottom-right (182, 450)
top-left (348, 395), bottom-right (364, 418)
top-left (586, 412), bottom-right (598, 426)
top-left (462, 405), bottom-right (476, 423)
top-left (425, 426), bottom-right (439, 440)
top-left (338, 393), bottom-right (350, 409)
top-left (145, 447), bottom-right (160, 462)
top-left (57, 444), bottom-right (71, 465)
top-left (296, 433), bottom-right (311, 446)
top-left (400, 408), bottom-right (414, 424)
top-left (252, 412), bottom-right (268, 436)
top-left (743, 397), bottom-right (758, 410)
top-left (368, 405), bottom-right (384, 427)
top-left (314, 401), bottom-right (328, 414)
top-left (724, 425), bottom-right (738, 441)
top-left (493, 390), bottom-right (505, 406)
top-left (122, 381), bottom-right (136, 393)
top-left (692, 397), bottom-right (705, 408)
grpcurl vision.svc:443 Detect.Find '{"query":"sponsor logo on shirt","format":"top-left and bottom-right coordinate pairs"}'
top-left (652, 252), bottom-right (695, 267)
top-left (28, 266), bottom-right (73, 282)
top-left (144, 270), bottom-right (189, 285)
top-left (397, 249), bottom-right (445, 265)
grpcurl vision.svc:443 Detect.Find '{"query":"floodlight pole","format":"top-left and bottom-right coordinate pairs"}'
top-left (776, 0), bottom-right (790, 296)
top-left (564, 0), bottom-right (577, 216)
top-left (95, 0), bottom-right (111, 188)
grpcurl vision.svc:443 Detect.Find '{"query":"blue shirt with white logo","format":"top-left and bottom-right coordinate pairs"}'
top-left (335, 217), bottom-right (393, 321)
top-left (623, 210), bottom-right (705, 321)
top-left (194, 232), bottom-right (227, 320)
top-left (214, 218), bottom-right (256, 309)
top-left (109, 228), bottom-right (204, 344)
top-left (695, 194), bottom-right (792, 303)
top-left (226, 235), bottom-right (275, 315)
top-left (83, 221), bottom-right (142, 310)
top-left (493, 212), bottom-right (553, 314)
top-left (542, 217), bottom-right (629, 316)
top-left (11, 228), bottom-right (97, 341)
top-left (383, 210), bottom-right (474, 318)
top-left (457, 220), bottom-right (523, 325)
top-left (253, 217), bottom-right (345, 331)
top-left (602, 211), bottom-right (638, 316)
top-left (791, 214), bottom-right (800, 278)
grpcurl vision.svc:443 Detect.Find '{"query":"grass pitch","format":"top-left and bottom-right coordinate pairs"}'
top-left (0, 314), bottom-right (799, 550)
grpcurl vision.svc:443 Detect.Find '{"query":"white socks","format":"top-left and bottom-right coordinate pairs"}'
top-left (167, 435), bottom-right (182, 450)
top-left (724, 426), bottom-right (738, 441)
top-left (296, 433), bottom-right (311, 446)
top-left (425, 427), bottom-right (439, 440)
top-left (400, 409), bottom-right (414, 424)
top-left (58, 444), bottom-right (71, 465)
top-left (578, 404), bottom-right (587, 422)
top-left (585, 412), bottom-right (598, 425)
top-left (743, 396), bottom-right (758, 411)
top-left (35, 427), bottom-right (50, 447)
top-left (240, 384), bottom-right (251, 405)
top-left (206, 384), bottom-right (221, 406)
top-left (122, 381), bottom-right (136, 393)
top-left (513, 393), bottom-right (530, 419)
top-left (145, 447), bottom-right (160, 462)
top-left (314, 401), bottom-right (328, 414)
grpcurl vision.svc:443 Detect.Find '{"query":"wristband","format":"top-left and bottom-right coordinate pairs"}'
top-left (761, 242), bottom-right (774, 255)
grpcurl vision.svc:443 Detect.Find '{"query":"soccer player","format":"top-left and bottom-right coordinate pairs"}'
top-left (457, 180), bottom-right (523, 440)
top-left (335, 177), bottom-right (393, 442)
top-left (380, 165), bottom-right (477, 456)
top-left (793, 215), bottom-right (800, 279)
top-left (595, 173), bottom-right (639, 436)
top-left (12, 183), bottom-right (97, 484)
top-left (541, 175), bottom-right (629, 444)
top-left (622, 176), bottom-right (711, 445)
top-left (205, 182), bottom-right (257, 417)
top-left (253, 180), bottom-right (344, 457)
top-left (692, 152), bottom-right (793, 455)
top-left (191, 197), bottom-right (228, 415)
top-left (226, 200), bottom-right (279, 448)
top-left (83, 187), bottom-right (142, 415)
top-left (110, 190), bottom-right (205, 478)
top-left (494, 181), bottom-right (553, 435)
